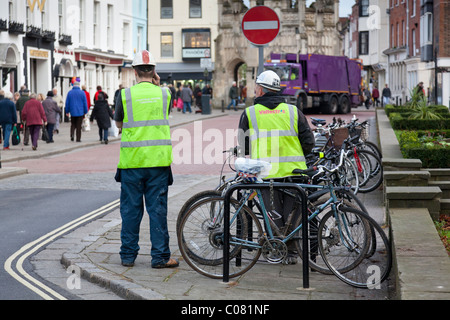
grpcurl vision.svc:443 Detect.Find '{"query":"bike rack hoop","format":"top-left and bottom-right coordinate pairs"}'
top-left (223, 182), bottom-right (310, 289)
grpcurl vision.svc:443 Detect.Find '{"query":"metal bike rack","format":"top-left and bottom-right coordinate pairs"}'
top-left (223, 182), bottom-right (310, 289)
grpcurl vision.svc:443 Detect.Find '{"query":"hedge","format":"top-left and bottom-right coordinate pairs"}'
top-left (385, 104), bottom-right (449, 117)
top-left (389, 112), bottom-right (450, 130)
top-left (397, 130), bottom-right (450, 168)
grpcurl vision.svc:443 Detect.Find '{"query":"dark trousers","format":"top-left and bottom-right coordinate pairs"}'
top-left (28, 125), bottom-right (41, 148)
top-left (46, 123), bottom-right (55, 142)
top-left (70, 116), bottom-right (83, 141)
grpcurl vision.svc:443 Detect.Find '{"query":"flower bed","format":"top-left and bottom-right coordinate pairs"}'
top-left (387, 104), bottom-right (450, 168)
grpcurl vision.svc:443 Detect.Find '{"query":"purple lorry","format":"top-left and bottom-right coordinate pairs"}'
top-left (264, 53), bottom-right (362, 114)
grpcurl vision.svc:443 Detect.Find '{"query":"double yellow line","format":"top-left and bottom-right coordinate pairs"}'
top-left (4, 199), bottom-right (120, 300)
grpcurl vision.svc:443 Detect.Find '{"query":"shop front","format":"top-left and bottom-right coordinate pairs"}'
top-left (75, 49), bottom-right (126, 105)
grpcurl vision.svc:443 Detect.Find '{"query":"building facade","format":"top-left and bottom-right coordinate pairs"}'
top-left (0, 0), bottom-right (146, 107)
top-left (148, 0), bottom-right (219, 84)
top-left (214, 0), bottom-right (344, 108)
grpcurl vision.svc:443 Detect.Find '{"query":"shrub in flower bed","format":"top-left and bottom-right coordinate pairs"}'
top-left (397, 130), bottom-right (450, 168)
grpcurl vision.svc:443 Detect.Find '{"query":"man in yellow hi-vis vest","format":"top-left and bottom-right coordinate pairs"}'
top-left (238, 70), bottom-right (315, 263)
top-left (114, 50), bottom-right (178, 269)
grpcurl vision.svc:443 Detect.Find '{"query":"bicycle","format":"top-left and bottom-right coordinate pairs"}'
top-left (177, 152), bottom-right (392, 289)
top-left (309, 118), bottom-right (383, 194)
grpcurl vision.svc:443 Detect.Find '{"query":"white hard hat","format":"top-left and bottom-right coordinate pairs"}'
top-left (132, 50), bottom-right (156, 67)
top-left (256, 70), bottom-right (281, 91)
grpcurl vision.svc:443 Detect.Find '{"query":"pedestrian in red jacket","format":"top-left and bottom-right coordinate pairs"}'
top-left (21, 93), bottom-right (47, 150)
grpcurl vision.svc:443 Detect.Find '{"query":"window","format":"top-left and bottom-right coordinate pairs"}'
top-left (359, 31), bottom-right (369, 55)
top-left (359, 0), bottom-right (369, 17)
top-left (183, 30), bottom-right (210, 48)
top-left (137, 26), bottom-right (143, 52)
top-left (58, 0), bottom-right (63, 34)
top-left (182, 28), bottom-right (211, 58)
top-left (123, 22), bottom-right (129, 55)
top-left (412, 28), bottom-right (416, 56)
top-left (161, 32), bottom-right (173, 58)
top-left (41, 2), bottom-right (47, 30)
top-left (94, 1), bottom-right (100, 47)
top-left (189, 0), bottom-right (201, 18)
top-left (27, 2), bottom-right (32, 26)
top-left (79, 0), bottom-right (85, 43)
top-left (8, 0), bottom-right (14, 22)
top-left (161, 0), bottom-right (173, 19)
top-left (420, 12), bottom-right (433, 46)
top-left (411, 0), bottom-right (416, 17)
top-left (402, 20), bottom-right (405, 46)
top-left (396, 22), bottom-right (399, 47)
top-left (107, 4), bottom-right (113, 49)
top-left (391, 24), bottom-right (394, 47)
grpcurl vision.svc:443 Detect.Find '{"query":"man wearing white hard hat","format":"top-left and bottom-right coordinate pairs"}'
top-left (114, 50), bottom-right (178, 269)
top-left (237, 70), bottom-right (315, 263)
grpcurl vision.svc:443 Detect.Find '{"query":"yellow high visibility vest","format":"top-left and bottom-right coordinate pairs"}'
top-left (117, 82), bottom-right (172, 169)
top-left (246, 103), bottom-right (307, 179)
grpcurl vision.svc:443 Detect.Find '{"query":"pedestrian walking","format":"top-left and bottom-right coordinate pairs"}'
top-left (193, 84), bottom-right (202, 112)
top-left (0, 90), bottom-right (18, 150)
top-left (226, 81), bottom-right (238, 111)
top-left (21, 93), bottom-right (47, 150)
top-left (52, 87), bottom-right (64, 134)
top-left (237, 70), bottom-right (315, 263)
top-left (176, 84), bottom-right (184, 112)
top-left (16, 89), bottom-right (30, 144)
top-left (382, 83), bottom-right (391, 107)
top-left (372, 86), bottom-right (380, 107)
top-left (90, 92), bottom-right (113, 144)
top-left (81, 85), bottom-right (92, 113)
top-left (42, 91), bottom-right (61, 143)
top-left (181, 82), bottom-right (193, 113)
top-left (65, 82), bottom-right (88, 142)
top-left (114, 49), bottom-right (178, 269)
top-left (363, 86), bottom-right (372, 109)
top-left (94, 85), bottom-right (108, 103)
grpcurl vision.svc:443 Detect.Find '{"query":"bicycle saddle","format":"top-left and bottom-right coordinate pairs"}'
top-left (310, 117), bottom-right (327, 126)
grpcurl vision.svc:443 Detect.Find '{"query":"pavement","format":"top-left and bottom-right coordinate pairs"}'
top-left (0, 105), bottom-right (396, 302)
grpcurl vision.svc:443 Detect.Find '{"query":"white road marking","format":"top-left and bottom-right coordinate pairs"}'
top-left (4, 199), bottom-right (120, 300)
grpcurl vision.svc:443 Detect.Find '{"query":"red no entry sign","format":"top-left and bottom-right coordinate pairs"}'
top-left (241, 6), bottom-right (280, 46)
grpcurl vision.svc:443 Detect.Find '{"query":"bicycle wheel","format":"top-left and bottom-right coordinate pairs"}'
top-left (293, 190), bottom-right (369, 275)
top-left (361, 140), bottom-right (382, 160)
top-left (350, 149), bottom-right (383, 193)
top-left (176, 190), bottom-right (221, 232)
top-left (177, 195), bottom-right (263, 279)
top-left (318, 206), bottom-right (392, 288)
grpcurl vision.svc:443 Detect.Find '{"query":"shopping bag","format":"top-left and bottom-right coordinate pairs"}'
top-left (11, 126), bottom-right (20, 145)
top-left (109, 120), bottom-right (119, 137)
top-left (82, 117), bottom-right (90, 132)
top-left (41, 125), bottom-right (49, 141)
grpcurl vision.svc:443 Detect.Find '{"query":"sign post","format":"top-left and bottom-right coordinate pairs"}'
top-left (241, 6), bottom-right (280, 75)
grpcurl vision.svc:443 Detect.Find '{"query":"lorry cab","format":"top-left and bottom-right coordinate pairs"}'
top-left (263, 53), bottom-right (362, 114)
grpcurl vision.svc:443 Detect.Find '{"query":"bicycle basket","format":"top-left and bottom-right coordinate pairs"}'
top-left (234, 158), bottom-right (272, 183)
top-left (330, 127), bottom-right (349, 149)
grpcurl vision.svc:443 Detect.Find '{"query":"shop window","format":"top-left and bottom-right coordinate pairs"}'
top-left (189, 0), bottom-right (201, 18)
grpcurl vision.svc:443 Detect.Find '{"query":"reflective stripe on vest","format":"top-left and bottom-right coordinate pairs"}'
top-left (246, 103), bottom-right (307, 178)
top-left (118, 83), bottom-right (172, 169)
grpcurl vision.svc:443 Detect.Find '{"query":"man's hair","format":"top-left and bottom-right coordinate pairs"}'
top-left (135, 65), bottom-right (155, 78)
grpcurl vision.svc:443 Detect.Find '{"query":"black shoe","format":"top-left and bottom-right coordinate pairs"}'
top-left (71, 137), bottom-right (74, 141)
top-left (104, 140), bottom-right (108, 144)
